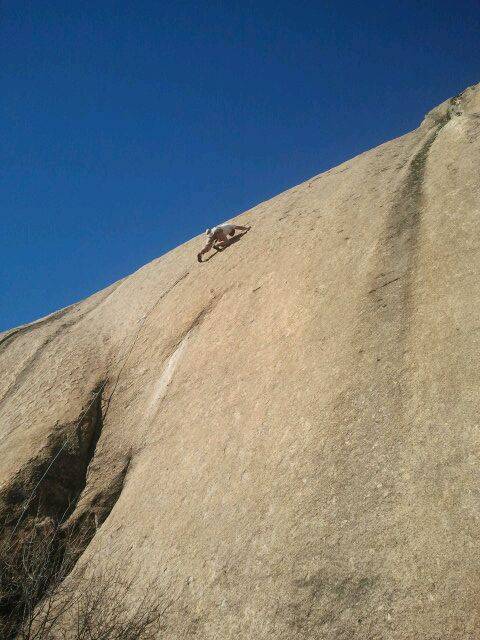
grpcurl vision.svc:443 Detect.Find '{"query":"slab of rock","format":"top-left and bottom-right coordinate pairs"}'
top-left (1, 82), bottom-right (480, 639)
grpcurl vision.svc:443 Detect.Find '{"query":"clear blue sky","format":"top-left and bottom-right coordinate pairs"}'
top-left (1, 1), bottom-right (479, 331)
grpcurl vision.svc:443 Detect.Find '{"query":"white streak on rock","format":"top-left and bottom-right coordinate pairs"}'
top-left (146, 335), bottom-right (189, 420)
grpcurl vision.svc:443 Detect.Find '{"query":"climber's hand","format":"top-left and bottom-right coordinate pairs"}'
top-left (197, 253), bottom-right (202, 263)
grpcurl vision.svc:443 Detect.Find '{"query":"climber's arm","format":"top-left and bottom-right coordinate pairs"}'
top-left (197, 238), bottom-right (215, 262)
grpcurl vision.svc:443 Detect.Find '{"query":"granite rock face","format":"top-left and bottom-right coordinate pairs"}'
top-left (1, 83), bottom-right (480, 639)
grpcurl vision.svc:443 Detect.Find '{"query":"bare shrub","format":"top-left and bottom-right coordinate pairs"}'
top-left (0, 522), bottom-right (163, 639)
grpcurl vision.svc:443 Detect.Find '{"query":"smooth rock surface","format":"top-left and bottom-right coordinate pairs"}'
top-left (1, 82), bottom-right (480, 639)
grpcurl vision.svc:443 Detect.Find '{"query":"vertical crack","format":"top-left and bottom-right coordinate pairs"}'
top-left (367, 115), bottom-right (451, 351)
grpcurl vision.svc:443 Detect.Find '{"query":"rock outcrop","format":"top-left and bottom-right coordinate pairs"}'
top-left (1, 82), bottom-right (480, 639)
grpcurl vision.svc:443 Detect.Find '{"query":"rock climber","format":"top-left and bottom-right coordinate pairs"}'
top-left (197, 223), bottom-right (251, 262)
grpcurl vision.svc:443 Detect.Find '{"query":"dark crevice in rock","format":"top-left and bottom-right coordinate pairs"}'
top-left (0, 375), bottom-right (134, 551)
top-left (0, 382), bottom-right (106, 540)
top-left (0, 381), bottom-right (133, 635)
top-left (65, 454), bottom-right (132, 540)
top-left (0, 378), bottom-right (136, 636)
